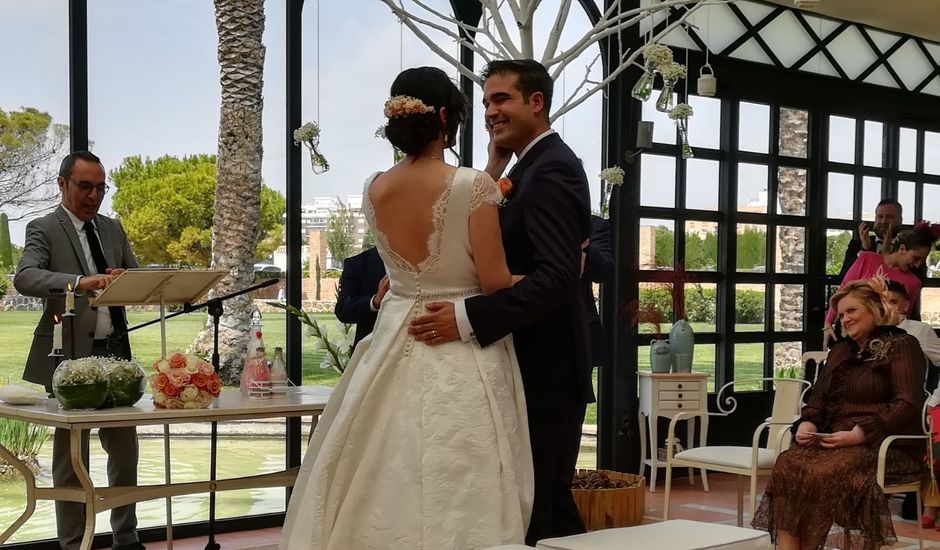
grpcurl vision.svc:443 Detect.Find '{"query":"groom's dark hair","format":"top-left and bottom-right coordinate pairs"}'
top-left (481, 59), bottom-right (553, 122)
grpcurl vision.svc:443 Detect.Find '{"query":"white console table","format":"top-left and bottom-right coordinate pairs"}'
top-left (638, 372), bottom-right (709, 492)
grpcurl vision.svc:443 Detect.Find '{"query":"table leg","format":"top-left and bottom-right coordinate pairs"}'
top-left (649, 413), bottom-right (659, 492)
top-left (164, 424), bottom-right (174, 550)
top-left (638, 412), bottom-right (647, 485)
top-left (70, 429), bottom-right (95, 550)
top-left (700, 413), bottom-right (710, 492)
top-left (686, 419), bottom-right (694, 486)
top-left (0, 441), bottom-right (38, 543)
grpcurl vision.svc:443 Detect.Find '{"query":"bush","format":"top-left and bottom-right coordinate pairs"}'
top-left (638, 286), bottom-right (764, 325)
top-left (0, 277), bottom-right (8, 300)
top-left (0, 417), bottom-right (49, 479)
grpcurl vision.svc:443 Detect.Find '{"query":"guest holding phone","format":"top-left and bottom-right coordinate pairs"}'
top-left (753, 279), bottom-right (926, 550)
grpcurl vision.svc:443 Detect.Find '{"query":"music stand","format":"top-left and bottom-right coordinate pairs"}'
top-left (92, 269), bottom-right (227, 549)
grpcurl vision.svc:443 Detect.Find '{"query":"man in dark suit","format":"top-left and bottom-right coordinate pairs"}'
top-left (334, 246), bottom-right (387, 349)
top-left (836, 198), bottom-right (902, 280)
top-left (409, 59), bottom-right (593, 545)
top-left (583, 215), bottom-right (615, 368)
top-left (14, 151), bottom-right (144, 550)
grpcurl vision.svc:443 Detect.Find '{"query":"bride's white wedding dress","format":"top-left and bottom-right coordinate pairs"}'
top-left (280, 166), bottom-right (533, 550)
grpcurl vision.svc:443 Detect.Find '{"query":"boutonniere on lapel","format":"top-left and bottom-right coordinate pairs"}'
top-left (496, 177), bottom-right (514, 208)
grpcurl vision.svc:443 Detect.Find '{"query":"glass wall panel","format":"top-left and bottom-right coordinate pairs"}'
top-left (685, 221), bottom-right (718, 271)
top-left (926, 132), bottom-right (940, 175)
top-left (738, 163), bottom-right (769, 213)
top-left (739, 102), bottom-right (770, 153)
top-left (735, 284), bottom-right (765, 332)
top-left (685, 283), bottom-right (717, 332)
top-left (773, 342), bottom-right (804, 375)
top-left (826, 229), bottom-right (852, 275)
top-left (644, 95), bottom-right (677, 144)
top-left (639, 218), bottom-right (675, 270)
top-left (775, 226), bottom-right (805, 273)
top-left (898, 180), bottom-right (916, 225)
top-left (735, 344), bottom-right (765, 391)
top-left (863, 120), bottom-right (883, 167)
top-left (777, 167), bottom-right (807, 216)
top-left (775, 284), bottom-right (805, 331)
top-left (899, 127), bottom-right (917, 172)
top-left (828, 115), bottom-right (856, 164)
top-left (687, 95), bottom-right (720, 149)
top-left (641, 154), bottom-right (676, 208)
top-left (737, 223), bottom-right (767, 273)
top-left (827, 172), bottom-right (854, 219)
top-left (686, 158), bottom-right (719, 211)
top-left (861, 176), bottom-right (882, 219)
top-left (924, 184), bottom-right (940, 223)
top-left (778, 107), bottom-right (808, 158)
top-left (637, 282), bottom-right (673, 335)
top-left (922, 287), bottom-right (940, 326)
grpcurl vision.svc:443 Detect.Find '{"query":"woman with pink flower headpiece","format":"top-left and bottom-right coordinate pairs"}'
top-left (824, 223), bottom-right (939, 348)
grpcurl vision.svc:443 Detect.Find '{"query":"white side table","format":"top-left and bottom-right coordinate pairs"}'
top-left (638, 372), bottom-right (709, 492)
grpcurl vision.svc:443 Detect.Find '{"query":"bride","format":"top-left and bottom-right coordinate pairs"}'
top-left (279, 66), bottom-right (533, 549)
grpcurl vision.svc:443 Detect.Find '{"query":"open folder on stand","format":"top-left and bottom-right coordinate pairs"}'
top-left (90, 268), bottom-right (228, 307)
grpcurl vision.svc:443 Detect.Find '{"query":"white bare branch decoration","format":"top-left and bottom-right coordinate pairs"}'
top-left (378, 0), bottom-right (726, 120)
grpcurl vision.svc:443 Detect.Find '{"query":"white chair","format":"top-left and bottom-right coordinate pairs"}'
top-left (800, 351), bottom-right (828, 386)
top-left (875, 399), bottom-right (931, 550)
top-left (663, 377), bottom-right (811, 526)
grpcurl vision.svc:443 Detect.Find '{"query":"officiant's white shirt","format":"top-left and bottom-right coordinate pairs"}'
top-left (455, 128), bottom-right (556, 342)
top-left (63, 206), bottom-right (113, 339)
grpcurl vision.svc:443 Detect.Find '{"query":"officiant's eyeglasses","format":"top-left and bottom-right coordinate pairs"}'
top-left (67, 178), bottom-right (110, 195)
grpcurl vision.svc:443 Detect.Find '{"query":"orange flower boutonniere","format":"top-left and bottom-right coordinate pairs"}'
top-left (496, 177), bottom-right (513, 207)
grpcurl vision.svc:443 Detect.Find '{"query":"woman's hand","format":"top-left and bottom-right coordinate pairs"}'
top-left (794, 421), bottom-right (818, 446)
top-left (822, 324), bottom-right (836, 349)
top-left (818, 425), bottom-right (865, 449)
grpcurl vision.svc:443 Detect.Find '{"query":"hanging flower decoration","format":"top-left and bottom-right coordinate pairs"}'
top-left (293, 121), bottom-right (330, 174)
top-left (914, 221), bottom-right (940, 244)
top-left (642, 43), bottom-right (674, 69)
top-left (659, 62), bottom-right (687, 81)
top-left (669, 103), bottom-right (695, 160)
top-left (598, 166), bottom-right (625, 218)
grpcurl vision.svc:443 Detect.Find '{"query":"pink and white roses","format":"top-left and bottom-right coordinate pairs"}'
top-left (150, 352), bottom-right (221, 409)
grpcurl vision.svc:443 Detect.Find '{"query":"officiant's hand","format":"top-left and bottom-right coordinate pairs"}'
top-left (106, 268), bottom-right (126, 277)
top-left (409, 302), bottom-right (459, 345)
top-left (77, 274), bottom-right (115, 291)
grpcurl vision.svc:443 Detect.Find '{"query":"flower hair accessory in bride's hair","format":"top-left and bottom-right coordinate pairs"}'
top-left (384, 95), bottom-right (435, 118)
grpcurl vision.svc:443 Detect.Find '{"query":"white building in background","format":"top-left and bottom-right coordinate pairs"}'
top-left (273, 195), bottom-right (369, 271)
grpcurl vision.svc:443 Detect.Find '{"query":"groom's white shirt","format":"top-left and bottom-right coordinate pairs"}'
top-left (455, 128), bottom-right (557, 342)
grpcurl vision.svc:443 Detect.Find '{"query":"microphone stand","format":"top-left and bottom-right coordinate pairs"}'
top-left (121, 277), bottom-right (280, 550)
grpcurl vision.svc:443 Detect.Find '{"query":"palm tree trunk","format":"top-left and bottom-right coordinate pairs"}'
top-left (192, 0), bottom-right (266, 384)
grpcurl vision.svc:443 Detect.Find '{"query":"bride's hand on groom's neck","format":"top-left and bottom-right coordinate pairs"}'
top-left (485, 124), bottom-right (513, 180)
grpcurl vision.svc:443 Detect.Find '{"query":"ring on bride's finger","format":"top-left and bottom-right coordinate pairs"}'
top-left (432, 330), bottom-right (438, 337)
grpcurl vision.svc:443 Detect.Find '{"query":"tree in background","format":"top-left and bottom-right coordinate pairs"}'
top-left (110, 155), bottom-right (284, 267)
top-left (361, 225), bottom-right (375, 252)
top-left (327, 199), bottom-right (355, 269)
top-left (193, 0), bottom-right (266, 384)
top-left (825, 230), bottom-right (852, 275)
top-left (0, 213), bottom-right (12, 271)
top-left (0, 107), bottom-right (68, 221)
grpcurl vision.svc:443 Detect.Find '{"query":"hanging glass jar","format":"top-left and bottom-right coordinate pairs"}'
top-left (656, 78), bottom-right (677, 113)
top-left (631, 61), bottom-right (657, 102)
top-left (677, 117), bottom-right (694, 159)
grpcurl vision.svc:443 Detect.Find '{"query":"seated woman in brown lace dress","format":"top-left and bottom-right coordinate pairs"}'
top-left (752, 280), bottom-right (926, 550)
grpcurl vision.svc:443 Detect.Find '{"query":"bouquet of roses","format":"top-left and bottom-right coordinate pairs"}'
top-left (150, 351), bottom-right (222, 409)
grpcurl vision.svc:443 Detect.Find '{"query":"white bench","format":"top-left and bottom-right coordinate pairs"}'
top-left (535, 520), bottom-right (771, 550)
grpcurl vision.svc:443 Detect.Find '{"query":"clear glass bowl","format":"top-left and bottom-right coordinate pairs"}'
top-left (52, 358), bottom-right (110, 410)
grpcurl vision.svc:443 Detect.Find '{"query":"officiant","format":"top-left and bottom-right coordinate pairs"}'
top-left (13, 151), bottom-right (145, 550)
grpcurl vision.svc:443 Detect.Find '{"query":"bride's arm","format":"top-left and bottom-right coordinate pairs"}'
top-left (470, 200), bottom-right (512, 295)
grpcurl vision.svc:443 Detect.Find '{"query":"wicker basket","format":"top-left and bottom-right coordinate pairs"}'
top-left (571, 469), bottom-right (645, 530)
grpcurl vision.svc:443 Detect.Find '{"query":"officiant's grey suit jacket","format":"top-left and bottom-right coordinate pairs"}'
top-left (14, 205), bottom-right (138, 386)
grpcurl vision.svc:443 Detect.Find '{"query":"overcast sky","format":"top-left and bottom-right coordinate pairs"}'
top-left (2, 0), bottom-right (887, 248)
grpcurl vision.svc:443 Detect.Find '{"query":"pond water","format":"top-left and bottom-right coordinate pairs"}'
top-left (0, 436), bottom-right (597, 544)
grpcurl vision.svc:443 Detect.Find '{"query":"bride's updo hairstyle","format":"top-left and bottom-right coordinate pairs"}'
top-left (384, 67), bottom-right (468, 156)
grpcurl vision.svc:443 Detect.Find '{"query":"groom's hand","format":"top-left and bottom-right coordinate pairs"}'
top-left (409, 302), bottom-right (459, 345)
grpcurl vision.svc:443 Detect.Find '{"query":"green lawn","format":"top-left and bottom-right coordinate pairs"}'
top-left (0, 310), bottom-right (343, 390)
top-left (0, 313), bottom-right (770, 424)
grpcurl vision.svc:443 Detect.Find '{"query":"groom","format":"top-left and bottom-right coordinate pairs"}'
top-left (410, 59), bottom-right (594, 544)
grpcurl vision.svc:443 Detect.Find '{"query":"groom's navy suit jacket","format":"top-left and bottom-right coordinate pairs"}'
top-left (465, 133), bottom-right (594, 410)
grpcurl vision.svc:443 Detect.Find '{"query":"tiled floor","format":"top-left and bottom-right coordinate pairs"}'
top-left (145, 473), bottom-right (940, 549)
